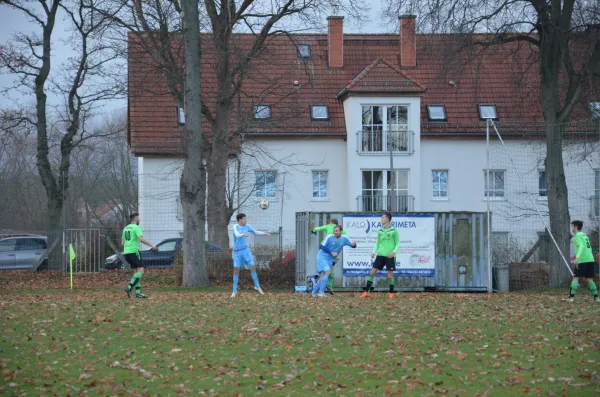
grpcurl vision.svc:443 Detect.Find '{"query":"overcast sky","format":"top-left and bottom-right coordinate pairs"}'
top-left (0, 3), bottom-right (391, 119)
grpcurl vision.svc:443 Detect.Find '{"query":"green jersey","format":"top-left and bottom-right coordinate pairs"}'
top-left (372, 226), bottom-right (400, 256)
top-left (573, 231), bottom-right (594, 264)
top-left (313, 224), bottom-right (347, 236)
top-left (122, 224), bottom-right (143, 254)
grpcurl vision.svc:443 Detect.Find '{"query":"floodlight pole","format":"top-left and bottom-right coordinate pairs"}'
top-left (389, 132), bottom-right (396, 212)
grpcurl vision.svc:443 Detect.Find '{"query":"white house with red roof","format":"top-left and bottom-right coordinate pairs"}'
top-left (128, 16), bottom-right (599, 252)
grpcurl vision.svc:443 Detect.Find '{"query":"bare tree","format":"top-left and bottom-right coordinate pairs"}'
top-left (180, 0), bottom-right (208, 286)
top-left (384, 0), bottom-right (600, 286)
top-left (92, 0), bottom-right (365, 249)
top-left (0, 0), bottom-right (121, 242)
top-left (68, 111), bottom-right (138, 229)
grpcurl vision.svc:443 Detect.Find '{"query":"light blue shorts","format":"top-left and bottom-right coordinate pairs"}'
top-left (317, 253), bottom-right (333, 273)
top-left (233, 249), bottom-right (255, 269)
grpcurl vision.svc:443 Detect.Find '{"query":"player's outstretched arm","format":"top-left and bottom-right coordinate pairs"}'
top-left (247, 225), bottom-right (271, 237)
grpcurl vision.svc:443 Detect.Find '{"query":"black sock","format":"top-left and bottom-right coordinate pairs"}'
top-left (389, 284), bottom-right (394, 293)
top-left (365, 280), bottom-right (373, 292)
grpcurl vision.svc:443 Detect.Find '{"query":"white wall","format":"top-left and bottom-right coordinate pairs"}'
top-left (343, 96), bottom-right (422, 211)
top-left (420, 138), bottom-right (599, 241)
top-left (235, 138), bottom-right (347, 246)
top-left (138, 157), bottom-right (184, 245)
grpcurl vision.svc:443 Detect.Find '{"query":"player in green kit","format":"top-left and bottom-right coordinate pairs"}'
top-left (122, 213), bottom-right (157, 299)
top-left (312, 218), bottom-right (347, 295)
top-left (360, 212), bottom-right (399, 299)
top-left (565, 220), bottom-right (599, 302)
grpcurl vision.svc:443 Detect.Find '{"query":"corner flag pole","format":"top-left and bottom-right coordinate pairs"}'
top-left (69, 243), bottom-right (76, 290)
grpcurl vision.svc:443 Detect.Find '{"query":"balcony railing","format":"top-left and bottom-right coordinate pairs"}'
top-left (357, 129), bottom-right (414, 155)
top-left (356, 195), bottom-right (415, 212)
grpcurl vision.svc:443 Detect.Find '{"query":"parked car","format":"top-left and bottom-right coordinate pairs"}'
top-left (0, 236), bottom-right (48, 271)
top-left (104, 238), bottom-right (224, 270)
top-left (268, 249), bottom-right (296, 267)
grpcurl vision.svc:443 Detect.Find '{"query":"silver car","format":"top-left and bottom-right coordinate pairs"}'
top-left (0, 236), bottom-right (48, 270)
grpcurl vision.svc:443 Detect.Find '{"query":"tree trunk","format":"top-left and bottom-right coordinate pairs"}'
top-left (207, 134), bottom-right (231, 248)
top-left (545, 121), bottom-right (572, 287)
top-left (206, 36), bottom-right (233, 249)
top-left (180, 0), bottom-right (208, 287)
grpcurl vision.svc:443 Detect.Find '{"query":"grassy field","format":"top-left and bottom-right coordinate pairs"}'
top-left (1, 288), bottom-right (599, 396)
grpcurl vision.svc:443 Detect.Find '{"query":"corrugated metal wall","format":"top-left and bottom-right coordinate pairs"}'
top-left (296, 212), bottom-right (490, 292)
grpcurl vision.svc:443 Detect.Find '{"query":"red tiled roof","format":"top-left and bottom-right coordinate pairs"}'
top-left (337, 57), bottom-right (426, 98)
top-left (128, 33), bottom-right (599, 155)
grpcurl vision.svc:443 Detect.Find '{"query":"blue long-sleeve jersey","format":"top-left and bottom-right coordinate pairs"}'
top-left (318, 234), bottom-right (355, 261)
top-left (232, 224), bottom-right (266, 251)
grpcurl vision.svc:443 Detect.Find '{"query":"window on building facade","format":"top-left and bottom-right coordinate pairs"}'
top-left (432, 170), bottom-right (448, 198)
top-left (297, 44), bottom-right (311, 59)
top-left (255, 171), bottom-right (276, 198)
top-left (539, 170), bottom-right (547, 197)
top-left (312, 171), bottom-right (328, 198)
top-left (484, 170), bottom-right (505, 197)
top-left (478, 104), bottom-right (498, 120)
top-left (427, 105), bottom-right (447, 121)
top-left (253, 104), bottom-right (271, 119)
top-left (311, 105), bottom-right (329, 120)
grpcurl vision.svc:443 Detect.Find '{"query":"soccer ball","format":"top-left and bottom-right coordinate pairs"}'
top-left (259, 199), bottom-right (269, 210)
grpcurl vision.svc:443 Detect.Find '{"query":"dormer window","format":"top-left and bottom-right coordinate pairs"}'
top-left (297, 44), bottom-right (311, 60)
top-left (427, 105), bottom-right (447, 121)
top-left (177, 106), bottom-right (185, 125)
top-left (253, 104), bottom-right (271, 119)
top-left (478, 104), bottom-right (498, 120)
top-left (311, 105), bottom-right (329, 120)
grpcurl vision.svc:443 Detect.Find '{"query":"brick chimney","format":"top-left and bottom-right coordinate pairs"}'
top-left (328, 16), bottom-right (344, 68)
top-left (399, 15), bottom-right (416, 68)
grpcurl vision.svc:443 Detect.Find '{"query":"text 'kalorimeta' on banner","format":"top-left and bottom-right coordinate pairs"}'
top-left (342, 214), bottom-right (435, 277)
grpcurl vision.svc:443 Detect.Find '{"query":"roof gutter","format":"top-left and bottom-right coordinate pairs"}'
top-left (242, 132), bottom-right (347, 137)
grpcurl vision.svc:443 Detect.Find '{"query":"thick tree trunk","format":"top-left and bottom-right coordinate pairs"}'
top-left (180, 0), bottom-right (208, 287)
top-left (207, 125), bottom-right (231, 248)
top-left (545, 122), bottom-right (572, 287)
top-left (206, 36), bottom-right (233, 249)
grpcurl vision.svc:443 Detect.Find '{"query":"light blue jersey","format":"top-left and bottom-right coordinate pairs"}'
top-left (232, 223), bottom-right (266, 270)
top-left (317, 234), bottom-right (355, 273)
top-left (232, 224), bottom-right (266, 252)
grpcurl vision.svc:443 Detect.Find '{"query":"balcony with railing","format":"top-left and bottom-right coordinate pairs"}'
top-left (357, 129), bottom-right (414, 155)
top-left (356, 195), bottom-right (415, 212)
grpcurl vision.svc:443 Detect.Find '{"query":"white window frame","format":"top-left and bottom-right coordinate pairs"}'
top-left (177, 106), bottom-right (185, 125)
top-left (254, 171), bottom-right (276, 198)
top-left (484, 169), bottom-right (505, 200)
top-left (361, 169), bottom-right (410, 209)
top-left (431, 170), bottom-right (449, 200)
top-left (253, 104), bottom-right (271, 120)
top-left (360, 104), bottom-right (410, 154)
top-left (312, 170), bottom-right (328, 200)
top-left (427, 105), bottom-right (447, 121)
top-left (478, 104), bottom-right (498, 120)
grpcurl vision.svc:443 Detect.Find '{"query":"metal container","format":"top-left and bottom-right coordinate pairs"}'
top-left (296, 212), bottom-right (490, 292)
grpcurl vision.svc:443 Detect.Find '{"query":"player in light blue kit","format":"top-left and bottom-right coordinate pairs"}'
top-left (313, 225), bottom-right (357, 298)
top-left (231, 213), bottom-right (271, 297)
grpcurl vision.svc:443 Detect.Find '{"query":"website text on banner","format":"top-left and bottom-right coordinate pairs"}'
top-left (342, 214), bottom-right (435, 277)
